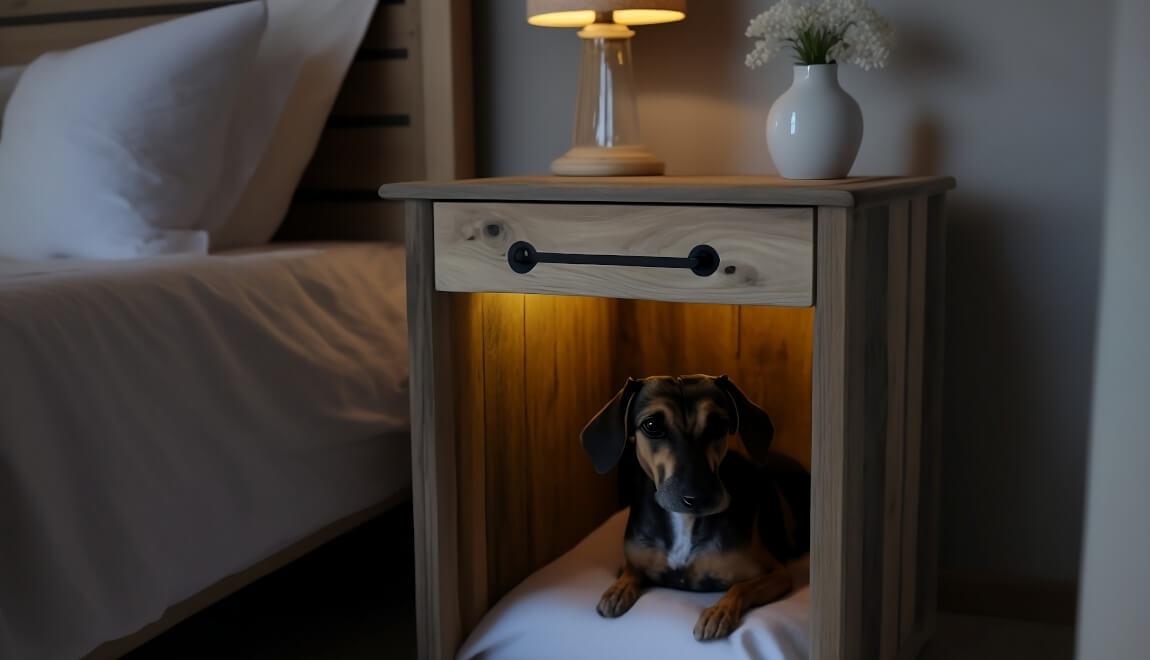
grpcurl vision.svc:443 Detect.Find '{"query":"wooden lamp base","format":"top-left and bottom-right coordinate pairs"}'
top-left (551, 145), bottom-right (665, 176)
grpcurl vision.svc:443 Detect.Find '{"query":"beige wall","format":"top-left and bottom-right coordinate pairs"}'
top-left (1076, 0), bottom-right (1150, 655)
top-left (475, 0), bottom-right (1114, 582)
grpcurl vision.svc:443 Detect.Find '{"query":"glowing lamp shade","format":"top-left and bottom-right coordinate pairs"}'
top-left (527, 1), bottom-right (686, 28)
top-left (526, 0), bottom-right (686, 176)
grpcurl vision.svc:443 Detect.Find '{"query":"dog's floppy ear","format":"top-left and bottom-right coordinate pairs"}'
top-left (581, 378), bottom-right (643, 475)
top-left (716, 375), bottom-right (774, 464)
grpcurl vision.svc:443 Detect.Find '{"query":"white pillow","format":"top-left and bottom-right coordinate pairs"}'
top-left (0, 2), bottom-right (267, 259)
top-left (208, 0), bottom-right (378, 250)
top-left (458, 509), bottom-right (812, 660)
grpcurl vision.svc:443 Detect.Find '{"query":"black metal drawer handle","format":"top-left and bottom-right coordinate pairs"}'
top-left (507, 241), bottom-right (719, 277)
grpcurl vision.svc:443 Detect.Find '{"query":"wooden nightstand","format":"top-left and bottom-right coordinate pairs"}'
top-left (380, 175), bottom-right (954, 660)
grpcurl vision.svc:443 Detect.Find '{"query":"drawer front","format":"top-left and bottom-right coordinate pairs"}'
top-left (433, 202), bottom-right (814, 306)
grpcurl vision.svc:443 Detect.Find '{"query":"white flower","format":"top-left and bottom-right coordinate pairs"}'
top-left (745, 0), bottom-right (893, 71)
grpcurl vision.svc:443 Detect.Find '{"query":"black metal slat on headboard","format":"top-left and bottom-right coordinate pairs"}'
top-left (0, 0), bottom-right (407, 26)
top-left (355, 47), bottom-right (409, 61)
top-left (0, 1), bottom-right (241, 26)
top-left (0, 1), bottom-right (412, 65)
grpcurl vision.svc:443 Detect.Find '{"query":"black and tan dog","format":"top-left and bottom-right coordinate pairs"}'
top-left (581, 374), bottom-right (810, 641)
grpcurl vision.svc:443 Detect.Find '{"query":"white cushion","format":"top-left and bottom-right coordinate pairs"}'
top-left (458, 509), bottom-right (812, 660)
top-left (0, 2), bottom-right (267, 259)
top-left (208, 0), bottom-right (378, 251)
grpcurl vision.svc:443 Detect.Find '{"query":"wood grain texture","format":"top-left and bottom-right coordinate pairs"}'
top-left (613, 301), bottom-right (814, 469)
top-left (433, 203), bottom-right (814, 306)
top-left (523, 296), bottom-right (620, 569)
top-left (811, 205), bottom-right (866, 660)
top-left (737, 306), bottom-right (815, 468)
top-left (810, 199), bottom-right (942, 660)
top-left (481, 293), bottom-right (531, 603)
top-left (899, 197), bottom-right (929, 643)
top-left (880, 201), bottom-right (910, 660)
top-left (812, 203), bottom-right (902, 660)
top-left (0, 15), bottom-right (162, 63)
top-left (420, 0), bottom-right (474, 180)
top-left (473, 294), bottom-right (621, 604)
top-left (333, 59), bottom-right (420, 118)
top-left (406, 200), bottom-right (461, 660)
top-left (858, 206), bottom-right (890, 660)
top-left (302, 126), bottom-right (427, 190)
top-left (361, 1), bottom-right (419, 50)
top-left (452, 293), bottom-right (489, 637)
top-left (380, 175), bottom-right (956, 208)
top-left (615, 299), bottom-right (684, 376)
top-left (918, 194), bottom-right (948, 640)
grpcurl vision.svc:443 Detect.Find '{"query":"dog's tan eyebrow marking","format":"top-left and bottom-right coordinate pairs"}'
top-left (705, 438), bottom-right (728, 472)
top-left (692, 399), bottom-right (728, 436)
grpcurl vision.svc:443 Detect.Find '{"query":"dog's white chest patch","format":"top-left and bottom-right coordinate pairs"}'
top-left (666, 513), bottom-right (696, 569)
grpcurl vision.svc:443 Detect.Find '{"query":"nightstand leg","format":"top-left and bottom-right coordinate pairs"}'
top-left (812, 205), bottom-right (872, 660)
top-left (406, 200), bottom-right (461, 660)
top-left (811, 198), bottom-right (946, 660)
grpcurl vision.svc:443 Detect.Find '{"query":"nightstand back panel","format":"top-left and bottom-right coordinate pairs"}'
top-left (448, 294), bottom-right (817, 628)
top-left (433, 203), bottom-right (815, 306)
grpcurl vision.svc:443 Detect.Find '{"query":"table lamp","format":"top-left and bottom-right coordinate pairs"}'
top-left (527, 0), bottom-right (686, 176)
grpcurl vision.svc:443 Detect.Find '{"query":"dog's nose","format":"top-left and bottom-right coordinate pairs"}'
top-left (681, 495), bottom-right (698, 509)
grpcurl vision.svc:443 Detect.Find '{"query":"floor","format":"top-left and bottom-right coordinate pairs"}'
top-left (921, 614), bottom-right (1075, 660)
top-left (126, 503), bottom-right (417, 660)
top-left (128, 502), bottom-right (1073, 659)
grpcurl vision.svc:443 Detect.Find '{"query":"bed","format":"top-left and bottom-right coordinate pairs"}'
top-left (0, 244), bottom-right (411, 659)
top-left (0, 0), bottom-right (472, 657)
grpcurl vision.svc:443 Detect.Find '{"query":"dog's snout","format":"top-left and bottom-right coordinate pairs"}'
top-left (680, 495), bottom-right (698, 509)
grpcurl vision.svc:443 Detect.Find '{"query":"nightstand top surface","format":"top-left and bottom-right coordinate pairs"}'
top-left (379, 175), bottom-right (954, 208)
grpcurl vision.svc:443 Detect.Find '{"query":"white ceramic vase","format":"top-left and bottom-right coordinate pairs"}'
top-left (766, 64), bottom-right (863, 179)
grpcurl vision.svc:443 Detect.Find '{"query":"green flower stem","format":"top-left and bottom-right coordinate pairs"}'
top-left (785, 25), bottom-right (847, 65)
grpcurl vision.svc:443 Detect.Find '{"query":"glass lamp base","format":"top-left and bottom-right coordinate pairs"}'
top-left (551, 145), bottom-right (665, 176)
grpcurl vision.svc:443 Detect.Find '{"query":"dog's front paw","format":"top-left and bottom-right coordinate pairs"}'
top-left (694, 601), bottom-right (740, 641)
top-left (596, 579), bottom-right (641, 618)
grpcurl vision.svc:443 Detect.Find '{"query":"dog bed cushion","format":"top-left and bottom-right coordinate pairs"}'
top-left (457, 509), bottom-right (811, 660)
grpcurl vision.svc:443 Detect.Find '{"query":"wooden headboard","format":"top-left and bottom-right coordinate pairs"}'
top-left (0, 0), bottom-right (473, 242)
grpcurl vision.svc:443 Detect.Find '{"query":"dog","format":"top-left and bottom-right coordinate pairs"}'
top-left (580, 374), bottom-right (810, 641)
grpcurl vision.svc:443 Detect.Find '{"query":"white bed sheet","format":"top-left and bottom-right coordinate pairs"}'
top-left (459, 509), bottom-right (811, 660)
top-left (0, 243), bottom-right (411, 660)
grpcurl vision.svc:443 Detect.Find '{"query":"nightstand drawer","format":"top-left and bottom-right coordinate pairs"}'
top-left (432, 202), bottom-right (814, 306)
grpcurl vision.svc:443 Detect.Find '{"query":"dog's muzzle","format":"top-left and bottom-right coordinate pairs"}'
top-left (655, 476), bottom-right (730, 516)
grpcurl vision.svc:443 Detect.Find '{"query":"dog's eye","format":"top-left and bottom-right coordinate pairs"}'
top-left (640, 417), bottom-right (666, 438)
